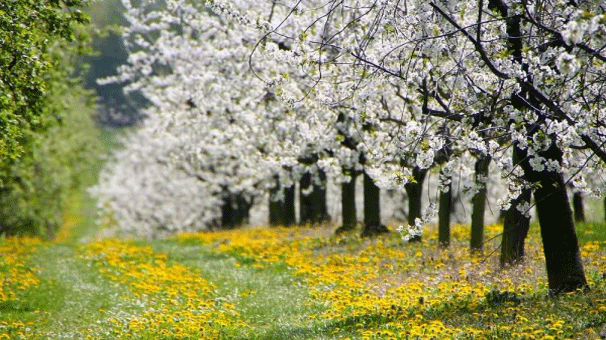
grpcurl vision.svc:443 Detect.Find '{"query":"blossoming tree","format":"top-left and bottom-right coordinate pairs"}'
top-left (252, 0), bottom-right (605, 293)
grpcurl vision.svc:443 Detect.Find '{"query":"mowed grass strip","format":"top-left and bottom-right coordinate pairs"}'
top-left (0, 239), bottom-right (137, 339)
top-left (80, 239), bottom-right (248, 339)
top-left (21, 244), bottom-right (140, 339)
top-left (148, 239), bottom-right (331, 340)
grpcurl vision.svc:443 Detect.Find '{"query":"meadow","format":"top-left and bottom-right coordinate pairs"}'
top-left (2, 206), bottom-right (606, 339)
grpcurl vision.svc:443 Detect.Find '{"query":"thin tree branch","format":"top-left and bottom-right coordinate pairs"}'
top-left (429, 2), bottom-right (510, 80)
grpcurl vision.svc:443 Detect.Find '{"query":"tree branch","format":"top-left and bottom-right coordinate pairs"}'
top-left (429, 2), bottom-right (510, 80)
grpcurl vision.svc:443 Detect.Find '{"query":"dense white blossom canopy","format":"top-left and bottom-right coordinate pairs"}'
top-left (94, 0), bottom-right (606, 236)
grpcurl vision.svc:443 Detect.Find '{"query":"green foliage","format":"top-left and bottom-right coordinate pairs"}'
top-left (0, 0), bottom-right (89, 164)
top-left (0, 1), bottom-right (105, 238)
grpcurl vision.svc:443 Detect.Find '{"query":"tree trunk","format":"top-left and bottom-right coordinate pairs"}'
top-left (221, 195), bottom-right (235, 229)
top-left (311, 169), bottom-right (329, 224)
top-left (221, 193), bottom-right (251, 229)
top-left (299, 172), bottom-right (312, 225)
top-left (283, 184), bottom-right (296, 226)
top-left (236, 194), bottom-right (252, 226)
top-left (519, 144), bottom-right (588, 294)
top-left (438, 175), bottom-right (451, 247)
top-left (361, 171), bottom-right (388, 237)
top-left (269, 179), bottom-right (283, 227)
top-left (300, 170), bottom-right (329, 225)
top-left (500, 188), bottom-right (531, 267)
top-left (336, 170), bottom-right (357, 234)
top-left (572, 191), bottom-right (585, 223)
top-left (404, 167), bottom-right (428, 242)
top-left (470, 156), bottom-right (491, 252)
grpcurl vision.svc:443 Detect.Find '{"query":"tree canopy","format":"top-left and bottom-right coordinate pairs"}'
top-left (0, 0), bottom-right (88, 166)
top-left (0, 0), bottom-right (104, 238)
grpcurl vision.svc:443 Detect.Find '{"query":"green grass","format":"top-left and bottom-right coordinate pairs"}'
top-left (3, 199), bottom-right (606, 339)
top-left (148, 240), bottom-right (335, 339)
top-left (10, 244), bottom-right (143, 338)
top-left (576, 221), bottom-right (606, 244)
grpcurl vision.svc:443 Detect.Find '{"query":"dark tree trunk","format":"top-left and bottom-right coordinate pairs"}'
top-left (470, 156), bottom-right (491, 252)
top-left (269, 180), bottom-right (284, 227)
top-left (311, 169), bottom-right (330, 224)
top-left (335, 170), bottom-right (357, 234)
top-left (221, 193), bottom-right (251, 229)
top-left (299, 172), bottom-right (312, 225)
top-left (498, 209), bottom-right (507, 222)
top-left (519, 144), bottom-right (588, 294)
top-left (283, 184), bottom-right (296, 226)
top-left (404, 167), bottom-right (428, 225)
top-left (404, 167), bottom-right (428, 242)
top-left (221, 195), bottom-right (235, 229)
top-left (438, 176), bottom-right (451, 248)
top-left (572, 191), bottom-right (585, 223)
top-left (361, 171), bottom-right (388, 237)
top-left (500, 188), bottom-right (531, 267)
top-left (235, 194), bottom-right (252, 226)
top-left (484, 0), bottom-right (587, 293)
top-left (300, 170), bottom-right (329, 225)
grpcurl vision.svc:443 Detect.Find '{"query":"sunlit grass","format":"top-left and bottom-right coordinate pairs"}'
top-left (174, 224), bottom-right (606, 339)
top-left (0, 237), bottom-right (43, 339)
top-left (2, 219), bottom-right (606, 339)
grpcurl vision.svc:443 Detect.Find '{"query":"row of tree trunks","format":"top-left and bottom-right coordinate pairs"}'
top-left (265, 149), bottom-right (588, 294)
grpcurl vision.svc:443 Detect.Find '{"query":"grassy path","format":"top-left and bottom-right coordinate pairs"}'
top-left (25, 244), bottom-right (134, 338)
top-left (3, 209), bottom-right (606, 338)
top-left (148, 241), bottom-right (330, 339)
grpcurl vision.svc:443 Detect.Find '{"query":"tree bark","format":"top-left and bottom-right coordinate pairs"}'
top-left (470, 156), bottom-right (491, 252)
top-left (283, 184), bottom-right (296, 226)
top-left (404, 167), bottom-right (428, 242)
top-left (572, 191), bottom-right (585, 223)
top-left (300, 170), bottom-right (329, 225)
top-left (500, 188), bottom-right (531, 267)
top-left (299, 172), bottom-right (312, 225)
top-left (221, 193), bottom-right (251, 229)
top-left (335, 169), bottom-right (357, 234)
top-left (519, 144), bottom-right (588, 294)
top-left (269, 179), bottom-right (283, 227)
top-left (361, 171), bottom-right (388, 237)
top-left (438, 174), bottom-right (451, 248)
top-left (311, 169), bottom-right (330, 224)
